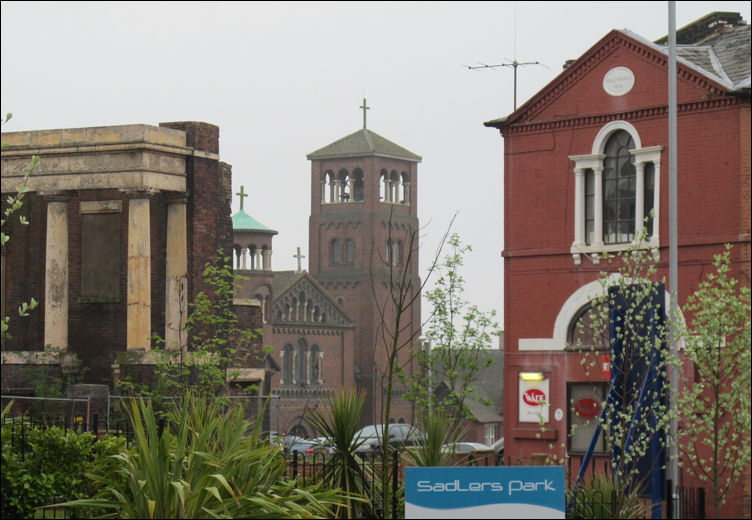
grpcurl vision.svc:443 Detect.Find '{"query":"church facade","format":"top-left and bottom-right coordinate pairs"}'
top-left (232, 106), bottom-right (423, 433)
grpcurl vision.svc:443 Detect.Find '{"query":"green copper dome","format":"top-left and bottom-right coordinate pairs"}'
top-left (232, 208), bottom-right (274, 231)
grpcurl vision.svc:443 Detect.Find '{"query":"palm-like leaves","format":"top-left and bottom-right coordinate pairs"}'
top-left (305, 390), bottom-right (372, 519)
top-left (403, 410), bottom-right (464, 467)
top-left (57, 392), bottom-right (345, 518)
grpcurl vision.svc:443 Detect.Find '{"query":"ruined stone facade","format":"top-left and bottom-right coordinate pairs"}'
top-left (1, 122), bottom-right (266, 402)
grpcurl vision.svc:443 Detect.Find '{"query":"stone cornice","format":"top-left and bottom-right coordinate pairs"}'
top-left (0, 141), bottom-right (216, 159)
top-left (503, 97), bottom-right (738, 136)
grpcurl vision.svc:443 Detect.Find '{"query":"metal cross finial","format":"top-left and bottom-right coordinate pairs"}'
top-left (360, 98), bottom-right (370, 129)
top-left (236, 185), bottom-right (248, 210)
top-left (294, 247), bottom-right (306, 272)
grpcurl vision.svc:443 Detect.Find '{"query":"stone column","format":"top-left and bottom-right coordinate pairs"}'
top-left (651, 160), bottom-right (661, 243)
top-left (263, 249), bottom-right (272, 270)
top-left (573, 167), bottom-right (585, 247)
top-left (43, 192), bottom-right (71, 350)
top-left (241, 246), bottom-right (248, 270)
top-left (126, 193), bottom-right (152, 351)
top-left (634, 161), bottom-right (645, 239)
top-left (403, 182), bottom-right (411, 205)
top-left (165, 195), bottom-right (187, 351)
top-left (593, 166), bottom-right (605, 248)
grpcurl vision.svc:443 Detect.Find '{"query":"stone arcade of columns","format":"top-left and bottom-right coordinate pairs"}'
top-left (1, 124), bottom-right (196, 370)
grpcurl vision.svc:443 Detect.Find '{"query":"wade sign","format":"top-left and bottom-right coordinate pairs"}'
top-left (522, 388), bottom-right (547, 406)
top-left (519, 378), bottom-right (550, 423)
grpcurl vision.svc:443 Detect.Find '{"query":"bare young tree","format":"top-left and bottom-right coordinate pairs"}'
top-left (368, 210), bottom-right (455, 515)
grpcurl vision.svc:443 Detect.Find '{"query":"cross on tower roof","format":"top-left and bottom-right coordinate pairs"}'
top-left (294, 246), bottom-right (306, 273)
top-left (236, 185), bottom-right (248, 210)
top-left (360, 98), bottom-right (370, 129)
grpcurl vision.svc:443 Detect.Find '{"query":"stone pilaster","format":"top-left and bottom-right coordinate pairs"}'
top-left (42, 192), bottom-right (72, 350)
top-left (125, 191), bottom-right (153, 350)
top-left (165, 195), bottom-right (187, 351)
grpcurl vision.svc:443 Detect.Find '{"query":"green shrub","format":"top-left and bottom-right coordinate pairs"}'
top-left (1, 419), bottom-right (126, 519)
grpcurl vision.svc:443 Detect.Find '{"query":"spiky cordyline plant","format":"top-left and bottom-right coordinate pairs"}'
top-left (54, 392), bottom-right (346, 518)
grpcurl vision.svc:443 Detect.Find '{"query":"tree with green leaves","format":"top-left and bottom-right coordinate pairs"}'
top-left (675, 244), bottom-right (751, 519)
top-left (567, 228), bottom-right (672, 519)
top-left (405, 233), bottom-right (500, 433)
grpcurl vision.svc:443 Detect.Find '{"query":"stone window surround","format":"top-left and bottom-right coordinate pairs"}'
top-left (569, 120), bottom-right (662, 265)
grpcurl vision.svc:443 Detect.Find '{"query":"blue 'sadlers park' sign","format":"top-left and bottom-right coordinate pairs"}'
top-left (405, 466), bottom-right (565, 519)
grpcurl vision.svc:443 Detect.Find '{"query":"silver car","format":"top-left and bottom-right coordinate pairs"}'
top-left (354, 423), bottom-right (423, 452)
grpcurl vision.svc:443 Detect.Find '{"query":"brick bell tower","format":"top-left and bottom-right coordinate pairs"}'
top-left (307, 100), bottom-right (422, 425)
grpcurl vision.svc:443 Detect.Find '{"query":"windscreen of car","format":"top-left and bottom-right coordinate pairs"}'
top-left (358, 426), bottom-right (382, 438)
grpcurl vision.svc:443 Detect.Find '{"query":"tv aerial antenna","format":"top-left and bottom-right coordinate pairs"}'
top-left (464, 3), bottom-right (548, 111)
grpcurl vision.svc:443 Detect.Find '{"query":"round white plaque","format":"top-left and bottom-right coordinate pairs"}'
top-left (554, 408), bottom-right (564, 421)
top-left (603, 67), bottom-right (635, 96)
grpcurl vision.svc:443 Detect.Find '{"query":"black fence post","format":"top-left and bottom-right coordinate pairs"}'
top-left (392, 449), bottom-right (399, 519)
top-left (92, 413), bottom-right (98, 436)
top-left (667, 478), bottom-right (673, 520)
top-left (698, 487), bottom-right (705, 519)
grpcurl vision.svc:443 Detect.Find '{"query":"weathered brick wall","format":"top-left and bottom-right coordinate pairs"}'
top-left (67, 190), bottom-right (129, 382)
top-left (159, 122), bottom-right (232, 307)
top-left (2, 191), bottom-right (45, 350)
top-left (230, 302), bottom-right (265, 368)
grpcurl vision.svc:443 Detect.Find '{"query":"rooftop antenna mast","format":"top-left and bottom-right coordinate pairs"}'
top-left (464, 2), bottom-right (547, 110)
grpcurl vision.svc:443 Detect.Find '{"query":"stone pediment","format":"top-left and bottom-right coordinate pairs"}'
top-left (485, 28), bottom-right (743, 131)
top-left (271, 272), bottom-right (353, 328)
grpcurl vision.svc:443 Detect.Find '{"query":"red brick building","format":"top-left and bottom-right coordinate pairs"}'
top-left (485, 12), bottom-right (750, 516)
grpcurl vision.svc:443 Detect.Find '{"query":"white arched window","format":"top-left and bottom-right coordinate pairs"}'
top-left (569, 121), bottom-right (662, 264)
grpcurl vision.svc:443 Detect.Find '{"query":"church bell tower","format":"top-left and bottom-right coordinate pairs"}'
top-left (307, 100), bottom-right (422, 424)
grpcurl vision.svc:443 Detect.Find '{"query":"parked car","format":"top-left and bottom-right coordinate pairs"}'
top-left (287, 437), bottom-right (333, 460)
top-left (441, 441), bottom-right (493, 454)
top-left (354, 423), bottom-right (424, 453)
top-left (493, 437), bottom-right (504, 465)
top-left (442, 441), bottom-right (495, 465)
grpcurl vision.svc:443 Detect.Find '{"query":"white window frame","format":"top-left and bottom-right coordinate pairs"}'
top-left (569, 121), bottom-right (662, 264)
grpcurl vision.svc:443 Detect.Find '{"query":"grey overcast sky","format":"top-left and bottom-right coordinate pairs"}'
top-left (3, 1), bottom-right (750, 330)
